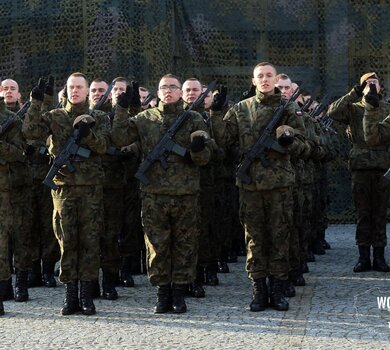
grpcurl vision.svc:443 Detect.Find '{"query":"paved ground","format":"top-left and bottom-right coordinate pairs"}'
top-left (1, 224), bottom-right (390, 349)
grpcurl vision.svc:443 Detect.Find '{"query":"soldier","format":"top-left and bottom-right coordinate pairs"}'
top-left (1, 79), bottom-right (22, 111)
top-left (328, 72), bottom-right (390, 273)
top-left (27, 77), bottom-right (60, 289)
top-left (23, 72), bottom-right (110, 315)
top-left (210, 62), bottom-right (306, 312)
top-left (112, 74), bottom-right (212, 314)
top-left (0, 95), bottom-right (26, 315)
top-left (89, 78), bottom-right (123, 300)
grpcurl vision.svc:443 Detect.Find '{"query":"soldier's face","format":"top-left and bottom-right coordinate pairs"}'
top-left (252, 65), bottom-right (278, 95)
top-left (363, 79), bottom-right (381, 95)
top-left (1, 79), bottom-right (21, 104)
top-left (276, 79), bottom-right (293, 99)
top-left (139, 89), bottom-right (149, 109)
top-left (112, 81), bottom-right (127, 104)
top-left (203, 89), bottom-right (213, 110)
top-left (89, 81), bottom-right (109, 104)
top-left (157, 77), bottom-right (182, 104)
top-left (67, 76), bottom-right (89, 105)
top-left (182, 80), bottom-right (202, 104)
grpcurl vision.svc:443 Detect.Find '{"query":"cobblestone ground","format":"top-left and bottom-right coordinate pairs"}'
top-left (1, 224), bottom-right (390, 349)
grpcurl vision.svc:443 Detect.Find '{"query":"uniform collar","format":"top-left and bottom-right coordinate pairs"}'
top-left (255, 87), bottom-right (282, 105)
top-left (157, 99), bottom-right (184, 117)
top-left (64, 99), bottom-right (90, 116)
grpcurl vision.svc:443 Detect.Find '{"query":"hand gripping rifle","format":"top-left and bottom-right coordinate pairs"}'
top-left (236, 87), bottom-right (302, 185)
top-left (0, 101), bottom-right (31, 137)
top-left (42, 83), bottom-right (113, 190)
top-left (135, 80), bottom-right (217, 185)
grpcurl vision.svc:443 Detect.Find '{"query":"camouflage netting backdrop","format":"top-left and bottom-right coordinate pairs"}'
top-left (0, 0), bottom-right (389, 223)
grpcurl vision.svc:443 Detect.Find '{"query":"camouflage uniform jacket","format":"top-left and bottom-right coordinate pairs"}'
top-left (22, 98), bottom-right (110, 186)
top-left (362, 101), bottom-right (390, 147)
top-left (112, 99), bottom-right (211, 195)
top-left (0, 97), bottom-right (26, 191)
top-left (328, 88), bottom-right (390, 170)
top-left (211, 88), bottom-right (306, 191)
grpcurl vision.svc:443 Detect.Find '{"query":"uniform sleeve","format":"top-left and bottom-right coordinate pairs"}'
top-left (82, 112), bottom-right (110, 155)
top-left (210, 106), bottom-right (239, 148)
top-left (22, 98), bottom-right (51, 141)
top-left (111, 105), bottom-right (140, 148)
top-left (0, 118), bottom-right (26, 163)
top-left (327, 89), bottom-right (359, 124)
top-left (282, 103), bottom-right (307, 157)
top-left (189, 114), bottom-right (212, 166)
top-left (363, 103), bottom-right (390, 146)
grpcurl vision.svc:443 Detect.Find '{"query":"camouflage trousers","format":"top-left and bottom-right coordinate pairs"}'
top-left (10, 185), bottom-right (33, 271)
top-left (0, 191), bottom-right (11, 281)
top-left (197, 186), bottom-right (217, 267)
top-left (31, 179), bottom-right (60, 264)
top-left (141, 192), bottom-right (200, 286)
top-left (102, 186), bottom-right (123, 273)
top-left (352, 170), bottom-right (390, 247)
top-left (239, 188), bottom-right (293, 280)
top-left (312, 163), bottom-right (328, 243)
top-left (290, 184), bottom-right (304, 271)
top-left (120, 178), bottom-right (144, 258)
top-left (301, 183), bottom-right (313, 262)
top-left (52, 185), bottom-right (103, 283)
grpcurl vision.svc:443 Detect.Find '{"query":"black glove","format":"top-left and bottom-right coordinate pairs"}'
top-left (190, 135), bottom-right (206, 153)
top-left (77, 121), bottom-right (91, 139)
top-left (240, 84), bottom-right (256, 101)
top-left (24, 145), bottom-right (36, 156)
top-left (353, 80), bottom-right (367, 97)
top-left (364, 83), bottom-right (380, 108)
top-left (211, 85), bottom-right (228, 111)
top-left (278, 134), bottom-right (294, 147)
top-left (44, 76), bottom-right (55, 96)
top-left (117, 85), bottom-right (132, 108)
top-left (31, 78), bottom-right (45, 101)
top-left (130, 81), bottom-right (141, 108)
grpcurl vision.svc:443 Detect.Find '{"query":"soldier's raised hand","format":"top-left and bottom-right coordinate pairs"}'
top-left (31, 77), bottom-right (46, 101)
top-left (364, 83), bottom-right (380, 108)
top-left (130, 81), bottom-right (141, 108)
top-left (44, 76), bottom-right (55, 96)
top-left (211, 85), bottom-right (228, 111)
top-left (117, 85), bottom-right (132, 108)
top-left (354, 80), bottom-right (367, 97)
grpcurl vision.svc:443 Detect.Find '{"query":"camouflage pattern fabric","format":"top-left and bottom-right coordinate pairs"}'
top-left (0, 191), bottom-right (11, 281)
top-left (239, 188), bottom-right (293, 280)
top-left (52, 185), bottom-right (103, 282)
top-left (363, 103), bottom-right (390, 146)
top-left (141, 193), bottom-right (200, 285)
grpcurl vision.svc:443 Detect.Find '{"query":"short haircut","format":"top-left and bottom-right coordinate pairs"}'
top-left (68, 72), bottom-right (89, 86)
top-left (276, 73), bottom-right (290, 81)
top-left (253, 62), bottom-right (277, 74)
top-left (113, 76), bottom-right (128, 85)
top-left (139, 86), bottom-right (149, 93)
top-left (160, 74), bottom-right (182, 87)
top-left (91, 78), bottom-right (108, 85)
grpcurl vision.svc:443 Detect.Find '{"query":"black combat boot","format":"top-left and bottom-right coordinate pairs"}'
top-left (269, 277), bottom-right (289, 311)
top-left (28, 260), bottom-right (43, 288)
top-left (102, 270), bottom-right (118, 300)
top-left (154, 284), bottom-right (172, 314)
top-left (284, 280), bottom-right (296, 298)
top-left (130, 254), bottom-right (142, 275)
top-left (188, 267), bottom-right (206, 298)
top-left (80, 281), bottom-right (96, 315)
top-left (353, 246), bottom-right (371, 272)
top-left (14, 270), bottom-right (29, 302)
top-left (0, 280), bottom-right (7, 316)
top-left (217, 260), bottom-right (230, 273)
top-left (301, 261), bottom-right (309, 274)
top-left (42, 261), bottom-right (57, 288)
top-left (4, 277), bottom-right (14, 301)
top-left (205, 262), bottom-right (219, 286)
top-left (320, 239), bottom-right (331, 250)
top-left (172, 284), bottom-right (187, 313)
top-left (373, 247), bottom-right (390, 272)
top-left (120, 256), bottom-right (135, 287)
top-left (306, 250), bottom-right (315, 262)
top-left (289, 268), bottom-right (306, 287)
top-left (249, 277), bottom-right (268, 312)
top-left (61, 281), bottom-right (80, 315)
top-left (91, 280), bottom-right (100, 299)
top-left (312, 240), bottom-right (326, 255)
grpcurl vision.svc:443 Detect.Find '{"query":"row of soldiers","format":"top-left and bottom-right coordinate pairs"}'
top-left (0, 63), bottom-right (386, 317)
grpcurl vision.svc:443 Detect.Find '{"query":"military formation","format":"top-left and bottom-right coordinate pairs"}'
top-left (0, 63), bottom-right (388, 317)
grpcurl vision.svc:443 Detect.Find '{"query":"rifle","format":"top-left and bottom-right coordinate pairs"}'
top-left (141, 90), bottom-right (155, 107)
top-left (135, 80), bottom-right (217, 185)
top-left (42, 82), bottom-right (113, 190)
top-left (301, 98), bottom-right (313, 113)
top-left (0, 101), bottom-right (31, 137)
top-left (236, 87), bottom-right (302, 185)
top-left (309, 94), bottom-right (337, 134)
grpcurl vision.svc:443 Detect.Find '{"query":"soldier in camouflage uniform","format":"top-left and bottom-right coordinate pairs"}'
top-left (1, 79), bottom-right (34, 302)
top-left (23, 72), bottom-right (110, 316)
top-left (27, 77), bottom-right (60, 289)
top-left (0, 96), bottom-right (26, 315)
top-left (89, 78), bottom-right (124, 300)
top-left (328, 72), bottom-right (390, 273)
top-left (211, 62), bottom-right (306, 312)
top-left (112, 74), bottom-right (212, 314)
